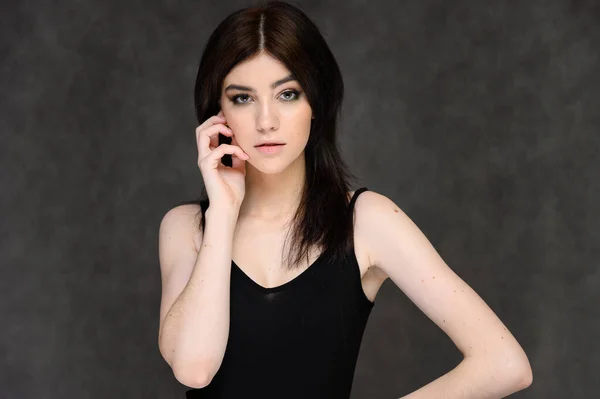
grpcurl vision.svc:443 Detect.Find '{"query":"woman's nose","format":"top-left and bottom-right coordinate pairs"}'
top-left (256, 108), bottom-right (278, 132)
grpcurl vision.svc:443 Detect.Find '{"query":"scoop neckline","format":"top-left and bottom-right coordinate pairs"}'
top-left (231, 248), bottom-right (329, 294)
top-left (230, 187), bottom-right (369, 295)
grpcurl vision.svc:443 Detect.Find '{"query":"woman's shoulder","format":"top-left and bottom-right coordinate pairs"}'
top-left (162, 203), bottom-right (202, 224)
top-left (160, 203), bottom-right (203, 253)
top-left (348, 187), bottom-right (387, 212)
top-left (350, 188), bottom-right (396, 211)
top-left (349, 188), bottom-right (385, 233)
top-left (351, 189), bottom-right (406, 235)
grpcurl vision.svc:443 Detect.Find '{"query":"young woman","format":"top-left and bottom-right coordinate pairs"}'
top-left (157, 1), bottom-right (532, 398)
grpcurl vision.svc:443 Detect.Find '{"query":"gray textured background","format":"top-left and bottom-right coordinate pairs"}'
top-left (1, 0), bottom-right (598, 398)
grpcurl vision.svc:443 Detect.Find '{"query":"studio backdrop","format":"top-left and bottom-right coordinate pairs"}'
top-left (1, 0), bottom-right (598, 398)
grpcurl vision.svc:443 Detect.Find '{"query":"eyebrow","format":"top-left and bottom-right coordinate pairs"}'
top-left (224, 74), bottom-right (297, 93)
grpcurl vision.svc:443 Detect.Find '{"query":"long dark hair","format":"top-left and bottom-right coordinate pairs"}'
top-left (180, 0), bottom-right (360, 270)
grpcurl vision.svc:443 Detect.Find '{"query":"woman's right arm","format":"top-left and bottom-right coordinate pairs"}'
top-left (158, 204), bottom-right (239, 389)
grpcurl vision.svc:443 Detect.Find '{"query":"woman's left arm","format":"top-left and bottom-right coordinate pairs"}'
top-left (361, 191), bottom-right (533, 399)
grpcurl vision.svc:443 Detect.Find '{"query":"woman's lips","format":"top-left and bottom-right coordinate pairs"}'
top-left (255, 144), bottom-right (285, 154)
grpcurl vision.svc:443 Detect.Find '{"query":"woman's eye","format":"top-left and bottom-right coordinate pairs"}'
top-left (280, 90), bottom-right (300, 101)
top-left (232, 94), bottom-right (250, 104)
top-left (230, 90), bottom-right (300, 105)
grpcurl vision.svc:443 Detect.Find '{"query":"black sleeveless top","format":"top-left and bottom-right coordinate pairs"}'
top-left (185, 187), bottom-right (374, 398)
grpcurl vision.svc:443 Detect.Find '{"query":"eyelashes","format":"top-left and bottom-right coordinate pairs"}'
top-left (229, 89), bottom-right (302, 105)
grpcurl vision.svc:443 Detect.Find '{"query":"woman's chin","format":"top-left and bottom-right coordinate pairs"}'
top-left (250, 162), bottom-right (289, 175)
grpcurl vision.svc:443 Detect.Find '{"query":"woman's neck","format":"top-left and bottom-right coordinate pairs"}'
top-left (238, 153), bottom-right (305, 221)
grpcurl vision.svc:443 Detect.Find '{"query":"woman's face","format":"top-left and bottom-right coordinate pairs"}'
top-left (219, 52), bottom-right (313, 174)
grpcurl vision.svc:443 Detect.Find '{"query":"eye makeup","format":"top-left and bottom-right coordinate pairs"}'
top-left (228, 89), bottom-right (302, 106)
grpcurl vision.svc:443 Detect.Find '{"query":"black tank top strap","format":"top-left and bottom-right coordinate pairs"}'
top-left (348, 187), bottom-right (369, 213)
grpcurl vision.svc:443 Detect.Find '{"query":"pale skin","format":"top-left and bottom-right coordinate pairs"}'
top-left (356, 191), bottom-right (533, 398)
top-left (158, 52), bottom-right (533, 396)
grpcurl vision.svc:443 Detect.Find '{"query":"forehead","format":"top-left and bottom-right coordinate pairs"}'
top-left (224, 53), bottom-right (292, 84)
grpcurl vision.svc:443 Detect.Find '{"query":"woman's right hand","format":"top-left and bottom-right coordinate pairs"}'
top-left (196, 110), bottom-right (250, 213)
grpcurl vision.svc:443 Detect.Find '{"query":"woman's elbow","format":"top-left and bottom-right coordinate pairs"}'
top-left (172, 359), bottom-right (217, 389)
top-left (505, 350), bottom-right (533, 392)
top-left (515, 362), bottom-right (533, 390)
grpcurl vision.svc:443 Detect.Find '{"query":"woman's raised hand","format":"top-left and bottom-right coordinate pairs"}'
top-left (196, 110), bottom-right (250, 213)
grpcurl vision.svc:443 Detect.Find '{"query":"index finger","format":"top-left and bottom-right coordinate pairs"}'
top-left (197, 113), bottom-right (225, 130)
